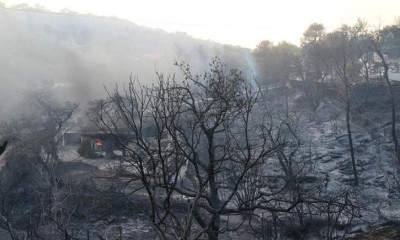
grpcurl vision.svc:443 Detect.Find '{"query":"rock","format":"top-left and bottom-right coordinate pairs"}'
top-left (269, 184), bottom-right (279, 190)
top-left (340, 167), bottom-right (362, 175)
top-left (357, 159), bottom-right (371, 166)
top-left (322, 155), bottom-right (332, 163)
top-left (349, 225), bottom-right (365, 235)
top-left (338, 138), bottom-right (349, 145)
top-left (357, 135), bottom-right (373, 143)
top-left (339, 161), bottom-right (351, 170)
top-left (336, 134), bottom-right (348, 141)
top-left (373, 178), bottom-right (386, 187)
top-left (326, 141), bottom-right (337, 149)
top-left (314, 151), bottom-right (329, 160)
top-left (341, 176), bottom-right (356, 184)
top-left (352, 133), bottom-right (364, 138)
top-left (299, 175), bottom-right (319, 184)
top-left (301, 154), bottom-right (312, 160)
top-left (338, 138), bottom-right (349, 146)
top-left (336, 134), bottom-right (366, 147)
top-left (331, 153), bottom-right (344, 159)
top-left (330, 148), bottom-right (346, 154)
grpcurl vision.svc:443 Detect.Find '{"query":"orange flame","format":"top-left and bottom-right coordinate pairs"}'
top-left (95, 139), bottom-right (102, 146)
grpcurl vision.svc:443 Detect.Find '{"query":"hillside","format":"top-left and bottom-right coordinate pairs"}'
top-left (0, 6), bottom-right (253, 120)
top-left (2, 5), bottom-right (400, 240)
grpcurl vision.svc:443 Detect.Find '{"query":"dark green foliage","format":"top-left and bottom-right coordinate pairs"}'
top-left (383, 25), bottom-right (400, 59)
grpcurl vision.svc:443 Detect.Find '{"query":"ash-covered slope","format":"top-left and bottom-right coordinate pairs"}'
top-left (283, 81), bottom-right (400, 238)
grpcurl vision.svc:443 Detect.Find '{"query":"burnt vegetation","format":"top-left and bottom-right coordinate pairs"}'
top-left (1, 4), bottom-right (400, 240)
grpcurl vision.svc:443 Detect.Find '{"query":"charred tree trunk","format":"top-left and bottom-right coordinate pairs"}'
top-left (284, 83), bottom-right (290, 119)
top-left (345, 85), bottom-right (359, 186)
top-left (0, 141), bottom-right (8, 156)
top-left (383, 63), bottom-right (400, 164)
top-left (207, 133), bottom-right (220, 240)
top-left (369, 30), bottom-right (400, 164)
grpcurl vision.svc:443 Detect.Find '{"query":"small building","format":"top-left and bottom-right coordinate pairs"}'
top-left (362, 52), bottom-right (400, 81)
top-left (63, 130), bottom-right (134, 158)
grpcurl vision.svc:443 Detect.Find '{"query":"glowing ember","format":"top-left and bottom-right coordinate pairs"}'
top-left (95, 139), bottom-right (102, 146)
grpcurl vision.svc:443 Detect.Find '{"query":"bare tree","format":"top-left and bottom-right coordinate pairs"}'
top-left (0, 91), bottom-right (79, 239)
top-left (89, 58), bottom-right (304, 240)
top-left (29, 91), bottom-right (78, 164)
top-left (365, 27), bottom-right (400, 164)
top-left (326, 21), bottom-right (367, 186)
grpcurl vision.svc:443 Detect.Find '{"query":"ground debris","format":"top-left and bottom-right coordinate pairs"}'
top-left (346, 224), bottom-right (400, 240)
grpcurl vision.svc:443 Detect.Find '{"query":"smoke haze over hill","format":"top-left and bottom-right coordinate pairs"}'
top-left (0, 6), bottom-right (253, 120)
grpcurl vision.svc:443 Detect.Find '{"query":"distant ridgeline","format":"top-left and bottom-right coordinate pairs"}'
top-left (0, 3), bottom-right (253, 120)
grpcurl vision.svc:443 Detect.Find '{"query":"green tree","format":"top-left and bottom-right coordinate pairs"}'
top-left (382, 25), bottom-right (400, 59)
top-left (301, 23), bottom-right (326, 46)
top-left (253, 40), bottom-right (280, 88)
top-left (297, 23), bottom-right (332, 114)
top-left (253, 41), bottom-right (300, 117)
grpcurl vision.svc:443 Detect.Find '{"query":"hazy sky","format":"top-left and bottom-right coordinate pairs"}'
top-left (2, 0), bottom-right (399, 48)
